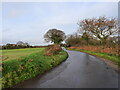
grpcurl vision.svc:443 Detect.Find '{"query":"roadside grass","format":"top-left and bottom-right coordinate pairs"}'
top-left (1, 48), bottom-right (45, 61)
top-left (2, 48), bottom-right (68, 88)
top-left (67, 48), bottom-right (120, 66)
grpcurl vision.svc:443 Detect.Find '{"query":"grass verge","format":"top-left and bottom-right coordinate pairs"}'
top-left (67, 48), bottom-right (120, 66)
top-left (2, 48), bottom-right (68, 88)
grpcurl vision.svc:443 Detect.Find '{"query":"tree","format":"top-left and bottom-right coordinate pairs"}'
top-left (16, 41), bottom-right (25, 46)
top-left (65, 33), bottom-right (84, 46)
top-left (44, 29), bottom-right (66, 44)
top-left (78, 16), bottom-right (118, 45)
top-left (81, 32), bottom-right (90, 45)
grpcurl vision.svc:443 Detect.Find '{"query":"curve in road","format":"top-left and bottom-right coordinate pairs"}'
top-left (15, 48), bottom-right (118, 88)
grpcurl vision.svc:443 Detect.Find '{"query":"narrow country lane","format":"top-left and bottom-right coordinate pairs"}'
top-left (15, 48), bottom-right (118, 88)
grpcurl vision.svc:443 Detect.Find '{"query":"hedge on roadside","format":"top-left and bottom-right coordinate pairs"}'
top-left (67, 48), bottom-right (119, 66)
top-left (2, 50), bottom-right (68, 88)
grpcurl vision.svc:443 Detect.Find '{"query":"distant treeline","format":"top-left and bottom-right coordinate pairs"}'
top-left (1, 45), bottom-right (52, 50)
top-left (1, 44), bottom-right (32, 50)
top-left (1, 41), bottom-right (56, 50)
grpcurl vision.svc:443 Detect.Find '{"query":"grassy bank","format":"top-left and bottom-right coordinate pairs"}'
top-left (67, 48), bottom-right (119, 66)
top-left (2, 48), bottom-right (68, 88)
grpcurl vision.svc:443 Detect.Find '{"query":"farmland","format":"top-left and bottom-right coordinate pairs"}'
top-left (1, 47), bottom-right (68, 88)
top-left (1, 48), bottom-right (45, 61)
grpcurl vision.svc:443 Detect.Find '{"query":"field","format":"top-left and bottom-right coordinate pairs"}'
top-left (1, 48), bottom-right (68, 88)
top-left (1, 48), bottom-right (45, 61)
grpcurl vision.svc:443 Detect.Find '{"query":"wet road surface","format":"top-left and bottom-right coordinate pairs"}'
top-left (15, 48), bottom-right (118, 88)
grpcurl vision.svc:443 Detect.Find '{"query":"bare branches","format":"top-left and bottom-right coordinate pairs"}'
top-left (78, 16), bottom-right (118, 44)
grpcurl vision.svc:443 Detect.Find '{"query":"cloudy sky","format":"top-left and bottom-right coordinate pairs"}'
top-left (2, 1), bottom-right (118, 45)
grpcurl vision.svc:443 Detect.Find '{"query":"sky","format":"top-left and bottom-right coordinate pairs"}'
top-left (1, 1), bottom-right (118, 45)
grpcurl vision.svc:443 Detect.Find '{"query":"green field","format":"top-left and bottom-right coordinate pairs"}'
top-left (2, 48), bottom-right (45, 61)
top-left (2, 48), bottom-right (68, 88)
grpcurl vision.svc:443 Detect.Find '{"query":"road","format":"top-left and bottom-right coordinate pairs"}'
top-left (15, 48), bottom-right (118, 88)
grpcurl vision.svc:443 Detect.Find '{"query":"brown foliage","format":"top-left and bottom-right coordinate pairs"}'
top-left (78, 16), bottom-right (118, 45)
top-left (44, 44), bottom-right (62, 56)
top-left (70, 45), bottom-right (119, 56)
top-left (28, 59), bottom-right (33, 62)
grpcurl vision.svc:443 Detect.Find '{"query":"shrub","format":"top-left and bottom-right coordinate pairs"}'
top-left (44, 44), bottom-right (62, 56)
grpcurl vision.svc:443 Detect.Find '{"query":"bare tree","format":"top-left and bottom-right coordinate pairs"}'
top-left (78, 16), bottom-right (118, 44)
top-left (44, 29), bottom-right (66, 44)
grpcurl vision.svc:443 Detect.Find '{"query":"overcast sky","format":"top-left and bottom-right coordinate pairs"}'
top-left (2, 2), bottom-right (118, 45)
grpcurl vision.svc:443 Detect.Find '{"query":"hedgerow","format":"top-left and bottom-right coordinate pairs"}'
top-left (67, 48), bottom-right (119, 66)
top-left (2, 49), bottom-right (68, 88)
